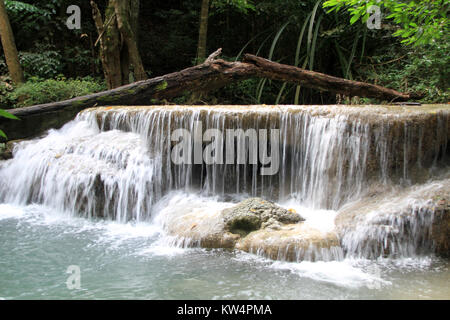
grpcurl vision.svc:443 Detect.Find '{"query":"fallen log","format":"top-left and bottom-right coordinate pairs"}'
top-left (243, 54), bottom-right (416, 101)
top-left (0, 48), bottom-right (420, 141)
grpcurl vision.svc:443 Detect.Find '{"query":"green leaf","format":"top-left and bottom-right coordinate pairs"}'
top-left (0, 129), bottom-right (7, 139)
top-left (350, 13), bottom-right (361, 25)
top-left (268, 20), bottom-right (291, 60)
top-left (309, 15), bottom-right (324, 71)
top-left (0, 109), bottom-right (19, 120)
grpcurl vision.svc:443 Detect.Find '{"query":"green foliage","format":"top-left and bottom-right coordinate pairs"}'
top-left (358, 37), bottom-right (449, 103)
top-left (3, 0), bottom-right (96, 78)
top-left (5, 0), bottom-right (51, 17)
top-left (247, 0), bottom-right (329, 104)
top-left (0, 129), bottom-right (8, 140)
top-left (0, 78), bottom-right (16, 109)
top-left (5, 0), bottom-right (55, 42)
top-left (323, 0), bottom-right (450, 46)
top-left (209, 79), bottom-right (262, 104)
top-left (155, 81), bottom-right (168, 91)
top-left (63, 46), bottom-right (100, 78)
top-left (0, 108), bottom-right (19, 120)
top-left (1, 0), bottom-right (446, 106)
top-left (0, 47), bottom-right (64, 80)
top-left (211, 0), bottom-right (256, 14)
top-left (7, 77), bottom-right (106, 108)
top-left (19, 50), bottom-right (63, 79)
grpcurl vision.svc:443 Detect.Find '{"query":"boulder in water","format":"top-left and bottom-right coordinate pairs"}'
top-left (222, 198), bottom-right (305, 236)
top-left (236, 223), bottom-right (341, 262)
top-left (0, 140), bottom-right (22, 160)
top-left (163, 207), bottom-right (240, 249)
top-left (163, 197), bottom-right (341, 262)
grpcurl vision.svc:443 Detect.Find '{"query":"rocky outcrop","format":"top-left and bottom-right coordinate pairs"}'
top-left (166, 187), bottom-right (450, 261)
top-left (222, 198), bottom-right (304, 236)
top-left (0, 140), bottom-right (18, 160)
top-left (236, 224), bottom-right (341, 262)
top-left (163, 206), bottom-right (240, 249)
top-left (431, 197), bottom-right (450, 258)
top-left (164, 197), bottom-right (340, 262)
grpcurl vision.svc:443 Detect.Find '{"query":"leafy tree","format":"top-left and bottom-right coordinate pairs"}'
top-left (4, 0), bottom-right (61, 48)
top-left (323, 0), bottom-right (449, 45)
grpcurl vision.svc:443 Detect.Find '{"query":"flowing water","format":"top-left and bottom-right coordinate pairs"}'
top-left (0, 105), bottom-right (449, 299)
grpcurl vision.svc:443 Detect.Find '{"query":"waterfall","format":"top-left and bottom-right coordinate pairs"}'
top-left (0, 105), bottom-right (448, 259)
top-left (336, 176), bottom-right (450, 259)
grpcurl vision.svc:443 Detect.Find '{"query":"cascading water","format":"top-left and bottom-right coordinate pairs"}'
top-left (0, 105), bottom-right (448, 262)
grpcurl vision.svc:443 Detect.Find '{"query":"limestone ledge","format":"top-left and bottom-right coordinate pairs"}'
top-left (165, 178), bottom-right (450, 261)
top-left (164, 197), bottom-right (341, 262)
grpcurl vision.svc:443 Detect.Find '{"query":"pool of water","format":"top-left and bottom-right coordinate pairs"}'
top-left (0, 202), bottom-right (448, 300)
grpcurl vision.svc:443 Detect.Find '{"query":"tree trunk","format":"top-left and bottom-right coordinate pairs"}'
top-left (0, 49), bottom-right (421, 141)
top-left (91, 0), bottom-right (146, 89)
top-left (196, 0), bottom-right (210, 64)
top-left (91, 0), bottom-right (122, 89)
top-left (0, 0), bottom-right (24, 85)
top-left (113, 0), bottom-right (146, 81)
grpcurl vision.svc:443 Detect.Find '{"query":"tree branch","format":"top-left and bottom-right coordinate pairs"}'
top-left (1, 49), bottom-right (422, 141)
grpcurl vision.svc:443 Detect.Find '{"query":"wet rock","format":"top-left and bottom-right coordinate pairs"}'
top-left (0, 139), bottom-right (31, 160)
top-left (431, 197), bottom-right (450, 258)
top-left (0, 144), bottom-right (12, 160)
top-left (162, 197), bottom-right (340, 262)
top-left (335, 177), bottom-right (450, 258)
top-left (0, 140), bottom-right (19, 160)
top-left (163, 207), bottom-right (240, 249)
top-left (236, 224), bottom-right (341, 262)
top-left (222, 198), bottom-right (304, 237)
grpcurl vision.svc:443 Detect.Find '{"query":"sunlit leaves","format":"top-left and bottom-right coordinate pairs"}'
top-left (0, 109), bottom-right (19, 120)
top-left (323, 0), bottom-right (449, 46)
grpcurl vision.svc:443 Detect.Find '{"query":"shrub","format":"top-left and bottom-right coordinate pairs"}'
top-left (19, 50), bottom-right (64, 79)
top-left (9, 77), bottom-right (107, 108)
top-left (358, 38), bottom-right (449, 104)
top-left (0, 49), bottom-right (64, 80)
top-left (0, 76), bottom-right (16, 109)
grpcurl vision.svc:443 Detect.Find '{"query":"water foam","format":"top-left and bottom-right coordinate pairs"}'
top-left (0, 105), bottom-right (448, 262)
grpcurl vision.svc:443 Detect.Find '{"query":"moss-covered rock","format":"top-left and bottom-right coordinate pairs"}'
top-left (0, 139), bottom-right (25, 160)
top-left (222, 198), bottom-right (304, 237)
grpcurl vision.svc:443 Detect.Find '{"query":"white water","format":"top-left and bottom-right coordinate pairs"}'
top-left (339, 179), bottom-right (449, 259)
top-left (0, 200), bottom-right (448, 299)
top-left (2, 106), bottom-right (447, 216)
top-left (0, 105), bottom-right (448, 299)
